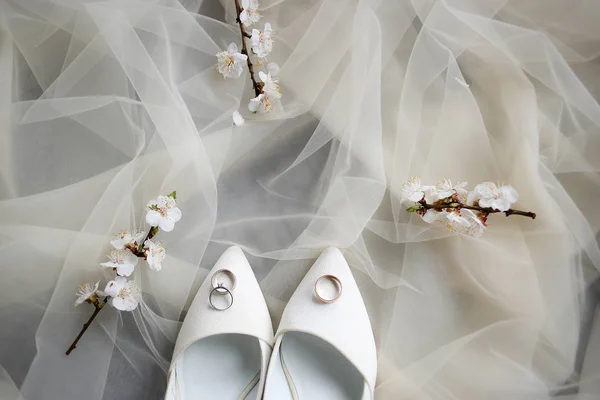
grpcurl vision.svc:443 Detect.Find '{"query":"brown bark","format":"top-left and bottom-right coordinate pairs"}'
top-left (234, 0), bottom-right (262, 96)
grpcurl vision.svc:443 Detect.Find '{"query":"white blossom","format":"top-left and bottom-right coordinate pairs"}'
top-left (104, 276), bottom-right (139, 311)
top-left (146, 194), bottom-right (182, 232)
top-left (467, 182), bottom-right (518, 212)
top-left (110, 230), bottom-right (145, 250)
top-left (248, 93), bottom-right (274, 113)
top-left (446, 210), bottom-right (470, 227)
top-left (424, 179), bottom-right (468, 203)
top-left (421, 208), bottom-right (486, 237)
top-left (401, 177), bottom-right (430, 203)
top-left (250, 23), bottom-right (274, 58)
top-left (421, 208), bottom-right (467, 227)
top-left (75, 281), bottom-right (103, 306)
top-left (100, 248), bottom-right (138, 277)
top-left (259, 71), bottom-right (282, 99)
top-left (444, 209), bottom-right (486, 237)
top-left (240, 0), bottom-right (260, 26)
top-left (457, 209), bottom-right (486, 237)
top-left (232, 111), bottom-right (245, 126)
top-left (143, 239), bottom-right (166, 271)
top-left (216, 43), bottom-right (248, 79)
top-left (421, 209), bottom-right (447, 223)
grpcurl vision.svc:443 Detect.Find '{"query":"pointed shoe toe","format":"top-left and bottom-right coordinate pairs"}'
top-left (166, 246), bottom-right (274, 400)
top-left (263, 247), bottom-right (377, 400)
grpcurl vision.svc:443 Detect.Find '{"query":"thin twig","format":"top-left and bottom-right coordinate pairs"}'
top-left (66, 297), bottom-right (108, 355)
top-left (422, 202), bottom-right (536, 219)
top-left (136, 226), bottom-right (158, 255)
top-left (66, 225), bottom-right (157, 355)
top-left (234, 0), bottom-right (262, 96)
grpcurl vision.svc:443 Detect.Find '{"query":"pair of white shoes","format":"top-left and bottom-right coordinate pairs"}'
top-left (165, 247), bottom-right (377, 400)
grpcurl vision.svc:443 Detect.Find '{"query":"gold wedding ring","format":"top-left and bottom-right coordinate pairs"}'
top-left (211, 269), bottom-right (237, 293)
top-left (314, 275), bottom-right (342, 303)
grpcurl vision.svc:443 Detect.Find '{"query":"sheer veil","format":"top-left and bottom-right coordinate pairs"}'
top-left (1, 0), bottom-right (600, 398)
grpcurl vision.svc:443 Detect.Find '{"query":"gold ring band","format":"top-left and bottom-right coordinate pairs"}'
top-left (211, 269), bottom-right (237, 293)
top-left (314, 274), bottom-right (342, 303)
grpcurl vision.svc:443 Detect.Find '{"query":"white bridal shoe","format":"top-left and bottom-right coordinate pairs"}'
top-left (165, 246), bottom-right (274, 400)
top-left (263, 247), bottom-right (377, 400)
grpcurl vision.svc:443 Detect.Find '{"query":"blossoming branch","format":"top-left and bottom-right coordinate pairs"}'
top-left (402, 178), bottom-right (536, 237)
top-left (66, 192), bottom-right (181, 355)
top-left (216, 0), bottom-right (282, 125)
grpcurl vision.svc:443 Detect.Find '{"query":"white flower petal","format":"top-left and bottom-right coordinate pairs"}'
top-left (437, 190), bottom-right (455, 199)
top-left (147, 259), bottom-right (162, 271)
top-left (217, 44), bottom-right (247, 79)
top-left (145, 195), bottom-right (182, 231)
top-left (240, 10), bottom-right (249, 24)
top-left (422, 209), bottom-right (446, 223)
top-left (478, 197), bottom-right (494, 209)
top-left (240, 0), bottom-right (260, 26)
top-left (261, 72), bottom-right (282, 100)
top-left (104, 277), bottom-right (126, 297)
top-left (233, 111), bottom-right (245, 126)
top-left (454, 181), bottom-right (468, 195)
top-left (100, 261), bottom-right (116, 268)
top-left (248, 97), bottom-right (259, 112)
top-left (407, 192), bottom-right (424, 202)
top-left (248, 94), bottom-right (272, 113)
top-left (234, 53), bottom-right (248, 63)
top-left (250, 24), bottom-right (274, 58)
top-left (500, 185), bottom-right (519, 203)
top-left (146, 210), bottom-right (161, 227)
top-left (423, 187), bottom-right (441, 203)
top-left (456, 210), bottom-right (486, 237)
top-left (126, 251), bottom-right (138, 264)
top-left (111, 296), bottom-right (138, 312)
top-left (117, 263), bottom-right (135, 277)
top-left (494, 198), bottom-right (512, 212)
top-left (471, 181), bottom-right (517, 211)
top-left (461, 209), bottom-right (478, 220)
top-left (158, 217), bottom-right (175, 232)
top-left (144, 239), bottom-right (166, 271)
top-left (106, 278), bottom-right (139, 311)
top-left (401, 177), bottom-right (427, 203)
top-left (250, 29), bottom-right (260, 46)
top-left (227, 42), bottom-right (239, 54)
top-left (74, 281), bottom-right (101, 306)
top-left (168, 207), bottom-right (182, 223)
top-left (447, 212), bottom-right (470, 227)
top-left (466, 191), bottom-right (479, 205)
top-left (110, 238), bottom-right (125, 250)
top-left (475, 182), bottom-right (497, 198)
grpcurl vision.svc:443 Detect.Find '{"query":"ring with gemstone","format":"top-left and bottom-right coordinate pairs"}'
top-left (211, 269), bottom-right (237, 294)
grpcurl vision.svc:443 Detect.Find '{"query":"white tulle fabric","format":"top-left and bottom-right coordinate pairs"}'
top-left (0, 0), bottom-right (599, 399)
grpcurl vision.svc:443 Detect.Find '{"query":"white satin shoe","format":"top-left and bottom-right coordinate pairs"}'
top-left (263, 247), bottom-right (377, 400)
top-left (165, 246), bottom-right (274, 400)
